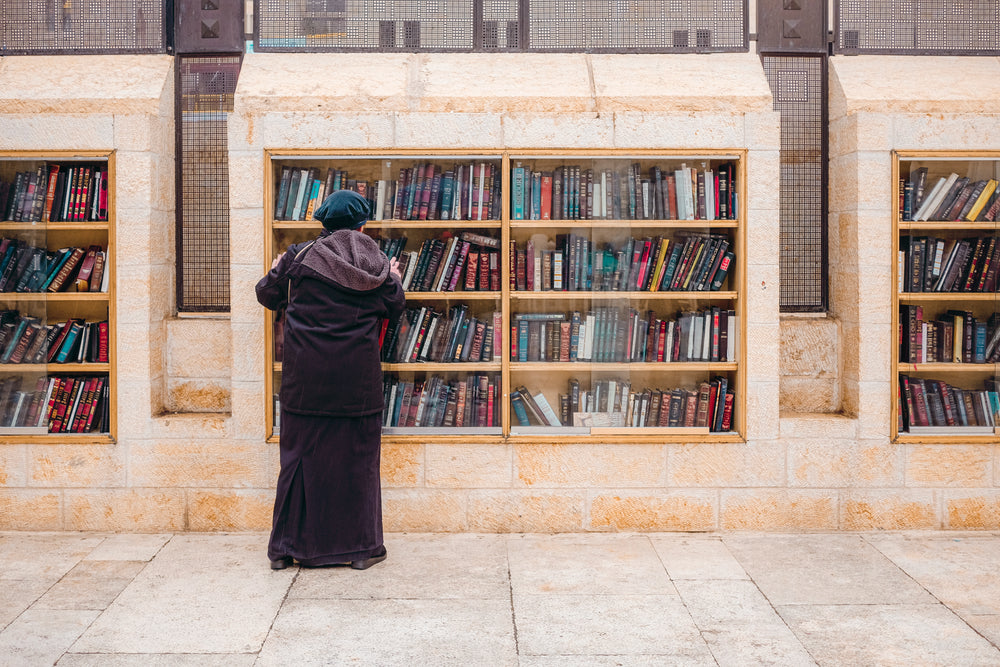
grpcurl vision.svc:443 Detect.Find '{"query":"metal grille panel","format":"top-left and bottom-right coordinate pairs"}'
top-left (527, 0), bottom-right (745, 51)
top-left (764, 55), bottom-right (827, 312)
top-left (256, 0), bottom-right (475, 50)
top-left (253, 0), bottom-right (747, 51)
top-left (0, 0), bottom-right (167, 54)
top-left (177, 56), bottom-right (240, 312)
top-left (837, 0), bottom-right (1000, 54)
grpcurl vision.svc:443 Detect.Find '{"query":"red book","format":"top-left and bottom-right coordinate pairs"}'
top-left (464, 252), bottom-right (479, 291)
top-left (721, 391), bottom-right (734, 431)
top-left (42, 164), bottom-right (60, 223)
top-left (83, 377), bottom-right (106, 432)
top-left (540, 173), bottom-right (553, 220)
top-left (44, 377), bottom-right (64, 431)
top-left (635, 239), bottom-right (652, 290)
top-left (478, 249), bottom-right (491, 290)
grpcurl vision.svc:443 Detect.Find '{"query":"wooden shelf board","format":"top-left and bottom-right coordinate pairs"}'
top-left (0, 433), bottom-right (114, 444)
top-left (510, 362), bottom-right (737, 371)
top-left (510, 220), bottom-right (738, 229)
top-left (511, 291), bottom-right (738, 300)
top-left (899, 221), bottom-right (999, 230)
top-left (404, 291), bottom-right (501, 300)
top-left (898, 292), bottom-right (999, 301)
top-left (273, 220), bottom-right (502, 230)
top-left (382, 362), bottom-right (502, 372)
top-left (0, 363), bottom-right (110, 372)
top-left (0, 222), bottom-right (109, 231)
top-left (0, 292), bottom-right (109, 302)
top-left (897, 362), bottom-right (1000, 372)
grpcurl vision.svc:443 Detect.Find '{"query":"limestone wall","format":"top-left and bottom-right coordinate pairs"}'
top-left (0, 52), bottom-right (997, 532)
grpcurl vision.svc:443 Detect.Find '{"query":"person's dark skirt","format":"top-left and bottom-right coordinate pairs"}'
top-left (268, 409), bottom-right (384, 566)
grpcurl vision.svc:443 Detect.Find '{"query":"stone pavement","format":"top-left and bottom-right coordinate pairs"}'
top-left (1, 532), bottom-right (999, 666)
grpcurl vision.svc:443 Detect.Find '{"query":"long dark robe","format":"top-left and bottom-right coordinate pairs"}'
top-left (268, 411), bottom-right (383, 564)
top-left (257, 225), bottom-right (405, 566)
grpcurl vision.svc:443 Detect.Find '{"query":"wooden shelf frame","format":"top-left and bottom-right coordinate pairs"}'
top-left (0, 150), bottom-right (117, 443)
top-left (892, 150), bottom-right (1000, 443)
top-left (264, 148), bottom-right (747, 443)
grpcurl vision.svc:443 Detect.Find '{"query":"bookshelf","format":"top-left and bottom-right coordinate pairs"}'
top-left (264, 149), bottom-right (745, 443)
top-left (893, 151), bottom-right (1000, 443)
top-left (0, 151), bottom-right (116, 442)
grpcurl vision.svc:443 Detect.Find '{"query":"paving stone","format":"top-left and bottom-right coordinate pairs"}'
top-left (0, 608), bottom-right (100, 666)
top-left (649, 535), bottom-right (750, 580)
top-left (778, 603), bottom-right (1000, 666)
top-left (290, 533), bottom-right (509, 600)
top-left (34, 561), bottom-right (146, 610)
top-left (724, 534), bottom-right (934, 605)
top-left (963, 615), bottom-right (1000, 648)
top-left (673, 579), bottom-right (816, 665)
top-left (257, 597), bottom-right (516, 666)
top-left (83, 534), bottom-right (172, 561)
top-left (70, 534), bottom-right (291, 654)
top-left (0, 533), bottom-right (104, 581)
top-left (867, 534), bottom-right (1000, 615)
top-left (513, 593), bottom-right (714, 662)
top-left (57, 655), bottom-right (257, 666)
top-left (0, 578), bottom-right (53, 629)
top-left (518, 656), bottom-right (696, 666)
top-left (507, 534), bottom-right (673, 595)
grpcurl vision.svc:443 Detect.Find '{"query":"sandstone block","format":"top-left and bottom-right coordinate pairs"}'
top-left (589, 491), bottom-right (716, 532)
top-left (780, 378), bottom-right (840, 414)
top-left (130, 441), bottom-right (272, 488)
top-left (0, 490), bottom-right (62, 530)
top-left (612, 113), bottom-right (745, 148)
top-left (29, 445), bottom-right (125, 488)
top-left (0, 445), bottom-right (27, 487)
top-left (745, 150), bottom-right (780, 212)
top-left (249, 112), bottom-right (397, 150)
top-left (383, 489), bottom-right (467, 532)
top-left (857, 380), bottom-right (893, 440)
top-left (395, 113), bottom-right (503, 147)
top-left (467, 490), bottom-right (584, 532)
top-left (744, 381), bottom-right (780, 440)
top-left (744, 111), bottom-right (781, 151)
top-left (65, 489), bottom-right (186, 531)
top-left (166, 380), bottom-right (230, 413)
top-left (893, 114), bottom-right (1000, 150)
top-left (187, 490), bottom-right (273, 531)
top-left (780, 317), bottom-right (840, 377)
top-left (906, 446), bottom-right (993, 487)
top-left (841, 491), bottom-right (938, 530)
top-left (227, 150), bottom-right (265, 210)
top-left (720, 489), bottom-right (837, 530)
top-left (227, 381), bottom-right (265, 441)
top-left (945, 492), bottom-right (1000, 530)
top-left (149, 411), bottom-right (230, 440)
top-left (426, 444), bottom-right (511, 488)
top-left (381, 442), bottom-right (423, 487)
top-left (515, 443), bottom-right (664, 488)
top-left (745, 209), bottom-right (779, 268)
top-left (668, 442), bottom-right (785, 488)
top-left (744, 263), bottom-right (780, 327)
top-left (502, 113), bottom-right (615, 149)
top-left (0, 115), bottom-right (114, 151)
top-left (166, 319), bottom-right (232, 378)
top-left (230, 321), bottom-right (265, 383)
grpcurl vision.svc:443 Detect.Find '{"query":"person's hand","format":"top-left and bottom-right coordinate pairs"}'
top-left (389, 257), bottom-right (401, 281)
top-left (271, 252), bottom-right (285, 270)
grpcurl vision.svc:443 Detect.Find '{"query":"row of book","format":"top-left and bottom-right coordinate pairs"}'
top-left (900, 236), bottom-right (1000, 293)
top-left (0, 374), bottom-right (109, 433)
top-left (512, 232), bottom-right (733, 293)
top-left (382, 373), bottom-right (499, 428)
top-left (380, 231), bottom-right (501, 292)
top-left (902, 168), bottom-right (1000, 222)
top-left (381, 307), bottom-right (501, 364)
top-left (511, 162), bottom-right (738, 221)
top-left (899, 375), bottom-right (999, 429)
top-left (900, 307), bottom-right (1000, 364)
top-left (1, 163), bottom-right (109, 223)
top-left (274, 162), bottom-right (503, 222)
top-left (512, 307), bottom-right (738, 364)
top-left (0, 240), bottom-right (107, 293)
top-left (511, 376), bottom-right (734, 431)
top-left (0, 311), bottom-right (109, 365)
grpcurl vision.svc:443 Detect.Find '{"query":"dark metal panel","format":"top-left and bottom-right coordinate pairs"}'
top-left (174, 0), bottom-right (244, 54)
top-left (758, 0), bottom-right (827, 53)
top-left (252, 0), bottom-right (748, 53)
top-left (835, 0), bottom-right (1000, 55)
top-left (0, 0), bottom-right (168, 55)
top-left (763, 53), bottom-right (828, 312)
top-left (176, 55), bottom-right (241, 313)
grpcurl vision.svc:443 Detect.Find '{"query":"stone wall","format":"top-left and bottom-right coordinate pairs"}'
top-left (0, 52), bottom-right (997, 532)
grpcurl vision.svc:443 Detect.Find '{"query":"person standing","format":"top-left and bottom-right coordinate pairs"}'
top-left (256, 189), bottom-right (405, 570)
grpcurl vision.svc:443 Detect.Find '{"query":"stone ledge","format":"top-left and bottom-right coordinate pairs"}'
top-left (0, 55), bottom-right (173, 114)
top-left (236, 52), bottom-right (773, 116)
top-left (150, 412), bottom-right (231, 440)
top-left (780, 413), bottom-right (858, 440)
top-left (830, 55), bottom-right (1000, 115)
